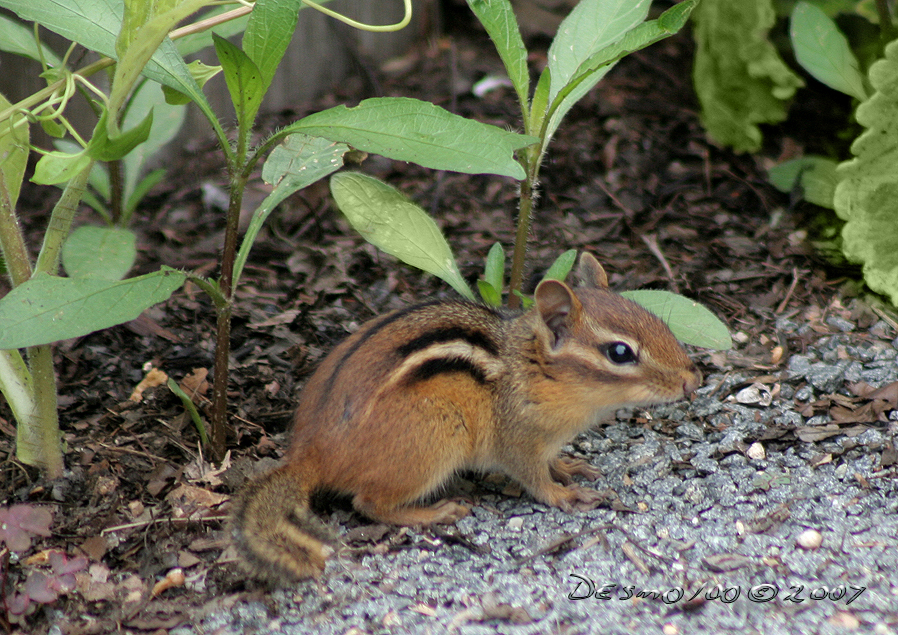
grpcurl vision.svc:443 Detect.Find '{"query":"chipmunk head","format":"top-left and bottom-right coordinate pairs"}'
top-left (532, 252), bottom-right (701, 409)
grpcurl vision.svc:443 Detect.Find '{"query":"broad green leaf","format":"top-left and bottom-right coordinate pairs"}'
top-left (835, 39), bottom-right (898, 305)
top-left (87, 109), bottom-right (154, 162)
top-left (767, 156), bottom-right (838, 208)
top-left (213, 33), bottom-right (264, 134)
top-left (0, 92), bottom-right (29, 213)
top-left (693, 0), bottom-right (804, 152)
top-left (547, 0), bottom-right (651, 107)
top-left (243, 0), bottom-right (301, 91)
top-left (791, 2), bottom-right (867, 100)
top-left (483, 242), bottom-right (505, 292)
top-left (477, 279), bottom-right (502, 306)
top-left (32, 150), bottom-right (92, 185)
top-left (330, 172), bottom-right (475, 300)
top-left (544, 249), bottom-right (577, 281)
top-left (466, 0), bottom-right (530, 108)
top-left (282, 98), bottom-right (538, 180)
top-left (0, 14), bottom-right (63, 66)
top-left (546, 2), bottom-right (697, 144)
top-left (62, 226), bottom-right (137, 280)
top-left (2, 0), bottom-right (216, 124)
top-left (233, 134), bottom-right (350, 287)
top-left (0, 267), bottom-right (186, 349)
top-left (621, 290), bottom-right (733, 350)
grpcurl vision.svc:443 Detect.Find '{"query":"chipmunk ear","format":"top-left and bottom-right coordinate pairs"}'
top-left (575, 252), bottom-right (609, 289)
top-left (534, 279), bottom-right (581, 348)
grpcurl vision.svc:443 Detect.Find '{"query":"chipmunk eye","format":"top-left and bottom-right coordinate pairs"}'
top-left (605, 342), bottom-right (637, 365)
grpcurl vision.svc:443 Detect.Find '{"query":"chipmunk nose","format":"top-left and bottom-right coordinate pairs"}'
top-left (683, 367), bottom-right (702, 396)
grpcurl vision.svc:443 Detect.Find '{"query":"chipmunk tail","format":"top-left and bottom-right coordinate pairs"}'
top-left (229, 465), bottom-right (334, 585)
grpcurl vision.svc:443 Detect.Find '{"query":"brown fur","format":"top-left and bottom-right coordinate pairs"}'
top-left (231, 253), bottom-right (702, 584)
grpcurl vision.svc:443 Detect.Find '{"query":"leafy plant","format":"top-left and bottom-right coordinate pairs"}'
top-left (330, 0), bottom-right (731, 349)
top-left (0, 0), bottom-right (539, 474)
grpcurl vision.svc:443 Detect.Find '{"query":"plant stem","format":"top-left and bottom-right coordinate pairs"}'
top-left (34, 163), bottom-right (93, 275)
top-left (508, 144), bottom-right (543, 309)
top-left (109, 159), bottom-right (124, 224)
top-left (875, 0), bottom-right (896, 43)
top-left (0, 178), bottom-right (34, 287)
top-left (22, 345), bottom-right (63, 478)
top-left (209, 165), bottom-right (248, 459)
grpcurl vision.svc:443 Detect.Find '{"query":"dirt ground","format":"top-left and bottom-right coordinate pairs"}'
top-left (1, 7), bottom-right (892, 635)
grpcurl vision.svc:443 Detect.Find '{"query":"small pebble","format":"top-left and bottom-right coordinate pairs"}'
top-left (796, 529), bottom-right (823, 550)
top-left (663, 623), bottom-right (679, 635)
top-left (746, 442), bottom-right (766, 460)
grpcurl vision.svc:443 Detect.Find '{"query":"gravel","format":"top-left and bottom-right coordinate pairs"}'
top-left (177, 322), bottom-right (898, 635)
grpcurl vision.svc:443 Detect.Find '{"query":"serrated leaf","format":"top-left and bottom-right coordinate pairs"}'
top-left (282, 98), bottom-right (538, 180)
top-left (547, 0), bottom-right (651, 107)
top-left (243, 0), bottom-right (301, 91)
top-left (693, 0), bottom-right (804, 152)
top-left (330, 172), bottom-right (474, 300)
top-left (621, 289), bottom-right (732, 350)
top-left (543, 249), bottom-right (577, 281)
top-left (466, 0), bottom-right (529, 107)
top-left (62, 226), bottom-right (136, 280)
top-left (213, 33), bottom-right (265, 133)
top-left (791, 1), bottom-right (867, 100)
top-left (834, 39), bottom-right (898, 306)
top-left (0, 268), bottom-right (186, 348)
top-left (484, 242), bottom-right (505, 292)
top-left (767, 156), bottom-right (838, 208)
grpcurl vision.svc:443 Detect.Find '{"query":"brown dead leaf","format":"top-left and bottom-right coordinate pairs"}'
top-left (180, 368), bottom-right (210, 400)
top-left (165, 484), bottom-right (228, 518)
top-left (129, 367), bottom-right (169, 402)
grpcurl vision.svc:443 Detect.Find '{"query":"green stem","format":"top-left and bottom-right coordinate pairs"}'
top-left (0, 176), bottom-right (34, 287)
top-left (34, 162), bottom-right (94, 275)
top-left (23, 345), bottom-right (63, 478)
top-left (508, 145), bottom-right (543, 309)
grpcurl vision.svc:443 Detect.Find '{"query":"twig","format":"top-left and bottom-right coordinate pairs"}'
top-left (775, 267), bottom-right (800, 314)
top-left (640, 234), bottom-right (679, 293)
top-left (515, 524), bottom-right (611, 567)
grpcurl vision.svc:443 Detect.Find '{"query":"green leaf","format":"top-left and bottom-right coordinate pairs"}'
top-left (547, 0), bottom-right (651, 107)
top-left (243, 0), bottom-right (302, 91)
top-left (483, 242), bottom-right (505, 292)
top-left (545, 1), bottom-right (697, 143)
top-left (543, 249), bottom-right (578, 281)
top-left (126, 168), bottom-right (166, 215)
top-left (477, 280), bottom-right (502, 306)
top-left (621, 290), bottom-right (733, 350)
top-left (0, 14), bottom-right (63, 66)
top-left (213, 33), bottom-right (265, 135)
top-left (31, 150), bottom-right (92, 186)
top-left (835, 40), bottom-right (898, 305)
top-left (0, 267), bottom-right (186, 349)
top-left (693, 0), bottom-right (805, 152)
top-left (233, 134), bottom-right (350, 287)
top-left (62, 226), bottom-right (137, 280)
top-left (466, 0), bottom-right (530, 108)
top-left (330, 172), bottom-right (474, 300)
top-left (767, 156), bottom-right (838, 208)
top-left (2, 0), bottom-right (216, 124)
top-left (87, 109), bottom-right (154, 162)
top-left (282, 98), bottom-right (538, 180)
top-left (161, 61), bottom-right (220, 105)
top-left (791, 1), bottom-right (867, 100)
top-left (0, 92), bottom-right (29, 213)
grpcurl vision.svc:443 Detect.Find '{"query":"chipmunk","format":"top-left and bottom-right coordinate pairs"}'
top-left (230, 252), bottom-right (702, 585)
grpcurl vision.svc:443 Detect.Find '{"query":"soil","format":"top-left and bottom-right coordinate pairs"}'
top-left (0, 8), bottom-right (892, 635)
